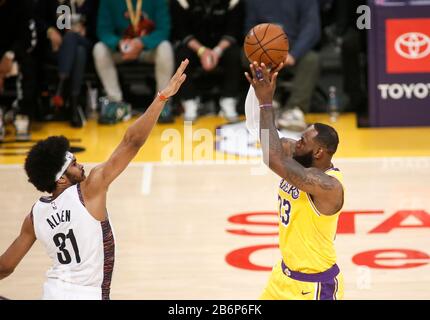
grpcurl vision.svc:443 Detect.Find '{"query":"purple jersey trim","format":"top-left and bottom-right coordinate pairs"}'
top-left (281, 260), bottom-right (340, 283)
top-left (77, 183), bottom-right (85, 207)
top-left (319, 278), bottom-right (337, 300)
top-left (101, 220), bottom-right (115, 300)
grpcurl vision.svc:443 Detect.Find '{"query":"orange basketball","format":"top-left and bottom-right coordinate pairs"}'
top-left (244, 23), bottom-right (289, 69)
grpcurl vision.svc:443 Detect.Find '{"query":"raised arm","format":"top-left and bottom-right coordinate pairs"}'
top-left (245, 62), bottom-right (340, 197)
top-left (245, 85), bottom-right (297, 156)
top-left (0, 214), bottom-right (36, 280)
top-left (85, 60), bottom-right (188, 193)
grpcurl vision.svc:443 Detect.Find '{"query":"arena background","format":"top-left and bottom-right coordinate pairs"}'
top-left (1, 0), bottom-right (430, 300)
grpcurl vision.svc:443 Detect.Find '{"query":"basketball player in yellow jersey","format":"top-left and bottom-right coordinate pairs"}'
top-left (245, 61), bottom-right (344, 300)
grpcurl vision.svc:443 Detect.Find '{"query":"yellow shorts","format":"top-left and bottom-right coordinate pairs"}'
top-left (260, 261), bottom-right (344, 300)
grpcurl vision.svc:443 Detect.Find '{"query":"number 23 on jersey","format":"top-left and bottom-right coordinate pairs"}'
top-left (278, 195), bottom-right (292, 227)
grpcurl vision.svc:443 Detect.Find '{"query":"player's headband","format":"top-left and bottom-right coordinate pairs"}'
top-left (55, 151), bottom-right (74, 182)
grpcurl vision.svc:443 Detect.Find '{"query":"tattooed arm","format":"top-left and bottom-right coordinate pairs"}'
top-left (259, 103), bottom-right (338, 193)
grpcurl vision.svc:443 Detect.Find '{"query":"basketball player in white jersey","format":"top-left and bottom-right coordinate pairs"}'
top-left (0, 60), bottom-right (189, 300)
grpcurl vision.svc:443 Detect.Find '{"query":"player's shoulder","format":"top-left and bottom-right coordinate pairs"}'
top-left (324, 166), bottom-right (344, 190)
top-left (80, 165), bottom-right (109, 197)
top-left (325, 166), bottom-right (343, 177)
top-left (324, 166), bottom-right (342, 177)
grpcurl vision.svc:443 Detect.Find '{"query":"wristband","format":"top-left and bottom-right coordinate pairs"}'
top-left (259, 104), bottom-right (273, 109)
top-left (157, 91), bottom-right (169, 102)
top-left (197, 46), bottom-right (207, 57)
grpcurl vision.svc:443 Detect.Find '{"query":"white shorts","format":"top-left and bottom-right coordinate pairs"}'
top-left (43, 278), bottom-right (102, 300)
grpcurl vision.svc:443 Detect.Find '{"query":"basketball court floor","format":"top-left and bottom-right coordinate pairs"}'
top-left (1, 113), bottom-right (430, 299)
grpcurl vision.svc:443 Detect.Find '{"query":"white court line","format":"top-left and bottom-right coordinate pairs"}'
top-left (126, 157), bottom-right (430, 167)
top-left (0, 164), bottom-right (23, 169)
top-left (141, 163), bottom-right (153, 195)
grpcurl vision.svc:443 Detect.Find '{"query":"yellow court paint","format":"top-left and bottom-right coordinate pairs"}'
top-left (1, 113), bottom-right (430, 165)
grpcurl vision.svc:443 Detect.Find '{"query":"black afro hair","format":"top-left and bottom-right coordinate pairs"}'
top-left (24, 136), bottom-right (70, 193)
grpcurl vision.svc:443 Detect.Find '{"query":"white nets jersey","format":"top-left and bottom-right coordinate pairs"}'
top-left (31, 184), bottom-right (115, 300)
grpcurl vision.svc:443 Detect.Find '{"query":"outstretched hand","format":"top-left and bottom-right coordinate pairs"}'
top-left (244, 61), bottom-right (284, 105)
top-left (160, 59), bottom-right (189, 98)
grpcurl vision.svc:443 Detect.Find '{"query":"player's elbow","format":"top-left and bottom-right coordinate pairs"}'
top-left (123, 131), bottom-right (146, 150)
top-left (129, 138), bottom-right (146, 150)
top-left (0, 264), bottom-right (14, 280)
top-left (0, 270), bottom-right (14, 280)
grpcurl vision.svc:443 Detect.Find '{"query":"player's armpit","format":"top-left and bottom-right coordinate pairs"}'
top-left (0, 214), bottom-right (36, 280)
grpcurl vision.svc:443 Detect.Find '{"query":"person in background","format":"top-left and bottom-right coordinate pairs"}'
top-left (334, 0), bottom-right (368, 125)
top-left (34, 0), bottom-right (99, 128)
top-left (93, 0), bottom-right (175, 124)
top-left (245, 0), bottom-right (321, 131)
top-left (0, 0), bottom-right (36, 140)
top-left (170, 0), bottom-right (245, 122)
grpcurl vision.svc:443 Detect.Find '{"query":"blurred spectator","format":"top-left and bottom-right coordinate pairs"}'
top-left (0, 0), bottom-right (36, 141)
top-left (245, 0), bottom-right (321, 131)
top-left (319, 0), bottom-right (336, 25)
top-left (170, 0), bottom-right (245, 122)
top-left (34, 0), bottom-right (99, 128)
top-left (93, 0), bottom-right (175, 124)
top-left (334, 0), bottom-right (368, 120)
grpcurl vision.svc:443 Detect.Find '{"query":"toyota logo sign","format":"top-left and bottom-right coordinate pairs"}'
top-left (386, 19), bottom-right (430, 73)
top-left (395, 32), bottom-right (430, 59)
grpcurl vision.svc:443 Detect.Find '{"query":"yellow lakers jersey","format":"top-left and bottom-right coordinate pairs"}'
top-left (277, 167), bottom-right (344, 274)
